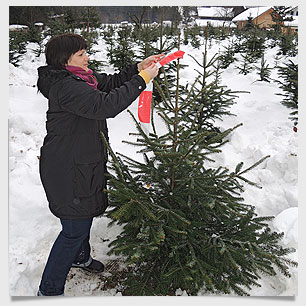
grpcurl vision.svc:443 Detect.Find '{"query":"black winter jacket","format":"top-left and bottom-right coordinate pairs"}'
top-left (37, 64), bottom-right (146, 219)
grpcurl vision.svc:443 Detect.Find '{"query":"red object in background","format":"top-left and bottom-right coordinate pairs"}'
top-left (293, 126), bottom-right (297, 132)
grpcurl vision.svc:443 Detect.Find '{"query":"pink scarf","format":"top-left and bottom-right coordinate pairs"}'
top-left (66, 65), bottom-right (98, 90)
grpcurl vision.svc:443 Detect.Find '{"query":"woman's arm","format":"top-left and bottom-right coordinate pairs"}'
top-left (94, 54), bottom-right (164, 92)
top-left (94, 64), bottom-right (139, 92)
top-left (57, 73), bottom-right (146, 120)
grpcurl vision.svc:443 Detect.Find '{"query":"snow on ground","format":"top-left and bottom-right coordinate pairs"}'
top-left (8, 33), bottom-right (298, 296)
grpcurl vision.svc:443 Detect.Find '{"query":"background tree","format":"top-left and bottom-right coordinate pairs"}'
top-left (271, 6), bottom-right (294, 33)
top-left (79, 6), bottom-right (102, 33)
top-left (236, 52), bottom-right (254, 75)
top-left (180, 6), bottom-right (197, 25)
top-left (103, 25), bottom-right (116, 64)
top-left (45, 11), bottom-right (70, 36)
top-left (275, 60), bottom-right (298, 124)
top-left (255, 53), bottom-right (272, 83)
top-left (129, 7), bottom-right (147, 31)
top-left (183, 24), bottom-right (201, 49)
top-left (63, 7), bottom-right (82, 31)
top-left (9, 31), bottom-right (28, 66)
top-left (215, 6), bottom-right (235, 32)
top-left (188, 37), bottom-right (246, 132)
top-left (242, 28), bottom-right (266, 62)
top-left (218, 43), bottom-right (236, 69)
top-left (9, 6), bottom-right (53, 25)
top-left (27, 25), bottom-right (45, 57)
top-left (107, 25), bottom-right (135, 70)
top-left (278, 33), bottom-right (297, 57)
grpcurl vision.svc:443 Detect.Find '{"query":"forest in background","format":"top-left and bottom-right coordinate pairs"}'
top-left (9, 6), bottom-right (193, 25)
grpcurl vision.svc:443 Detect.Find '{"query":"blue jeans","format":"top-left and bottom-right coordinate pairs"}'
top-left (39, 218), bottom-right (93, 296)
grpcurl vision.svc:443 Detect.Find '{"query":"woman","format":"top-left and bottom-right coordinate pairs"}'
top-left (36, 33), bottom-right (163, 296)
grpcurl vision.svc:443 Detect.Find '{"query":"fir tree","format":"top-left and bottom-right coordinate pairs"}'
top-left (27, 25), bottom-right (45, 58)
top-left (81, 30), bottom-right (105, 72)
top-left (62, 7), bottom-right (79, 30)
top-left (278, 32), bottom-right (297, 56)
top-left (254, 53), bottom-right (272, 83)
top-left (236, 52), bottom-right (254, 75)
top-left (273, 52), bottom-right (283, 67)
top-left (134, 23), bottom-right (160, 60)
top-left (231, 33), bottom-right (245, 54)
top-left (9, 31), bottom-right (28, 67)
top-left (152, 12), bottom-right (185, 104)
top-left (79, 6), bottom-right (101, 33)
top-left (242, 28), bottom-right (266, 62)
top-left (107, 25), bottom-right (135, 70)
top-left (183, 24), bottom-right (201, 49)
top-left (100, 43), bottom-right (297, 296)
top-left (188, 38), bottom-right (247, 132)
top-left (218, 43), bottom-right (236, 69)
top-left (130, 9), bottom-right (159, 46)
top-left (103, 25), bottom-right (115, 63)
top-left (244, 16), bottom-right (255, 31)
top-left (271, 6), bottom-right (294, 33)
top-left (275, 60), bottom-right (298, 123)
top-left (45, 11), bottom-right (70, 36)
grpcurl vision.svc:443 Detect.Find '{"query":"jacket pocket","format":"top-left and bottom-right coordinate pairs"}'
top-left (73, 158), bottom-right (104, 198)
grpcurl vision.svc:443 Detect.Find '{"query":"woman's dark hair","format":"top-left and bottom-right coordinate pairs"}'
top-left (45, 34), bottom-right (87, 69)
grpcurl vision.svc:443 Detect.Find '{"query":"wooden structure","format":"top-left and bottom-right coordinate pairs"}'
top-left (232, 6), bottom-right (276, 29)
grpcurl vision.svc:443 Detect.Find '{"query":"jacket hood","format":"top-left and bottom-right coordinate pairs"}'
top-left (37, 65), bottom-right (71, 99)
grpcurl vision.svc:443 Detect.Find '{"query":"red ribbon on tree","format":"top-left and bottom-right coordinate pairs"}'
top-left (157, 50), bottom-right (185, 67)
top-left (138, 50), bottom-right (185, 123)
top-left (138, 81), bottom-right (153, 123)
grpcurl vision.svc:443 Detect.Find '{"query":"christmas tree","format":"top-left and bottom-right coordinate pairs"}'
top-left (101, 42), bottom-right (297, 296)
top-left (9, 31), bottom-right (28, 67)
top-left (275, 60), bottom-right (298, 124)
top-left (187, 37), bottom-right (247, 132)
top-left (218, 43), bottom-right (236, 70)
top-left (103, 25), bottom-right (115, 63)
top-left (183, 24), bottom-right (201, 49)
top-left (240, 27), bottom-right (266, 63)
top-left (271, 6), bottom-right (294, 33)
top-left (255, 53), bottom-right (272, 83)
top-left (133, 22), bottom-right (160, 61)
top-left (236, 52), bottom-right (254, 75)
top-left (81, 29), bottom-right (105, 72)
top-left (278, 32), bottom-right (298, 57)
top-left (107, 24), bottom-right (135, 70)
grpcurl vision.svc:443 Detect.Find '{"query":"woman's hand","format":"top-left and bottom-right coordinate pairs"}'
top-left (143, 64), bottom-right (159, 80)
top-left (138, 54), bottom-right (165, 71)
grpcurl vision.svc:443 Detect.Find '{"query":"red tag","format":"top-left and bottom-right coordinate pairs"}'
top-left (158, 50), bottom-right (185, 67)
top-left (137, 50), bottom-right (185, 124)
top-left (138, 90), bottom-right (152, 123)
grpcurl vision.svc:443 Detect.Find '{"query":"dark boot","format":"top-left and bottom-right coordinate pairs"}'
top-left (71, 256), bottom-right (104, 273)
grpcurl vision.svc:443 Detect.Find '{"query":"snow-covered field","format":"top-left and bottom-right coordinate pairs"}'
top-left (8, 31), bottom-right (298, 298)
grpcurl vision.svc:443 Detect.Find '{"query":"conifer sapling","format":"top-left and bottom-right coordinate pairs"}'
top-left (100, 36), bottom-right (297, 296)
